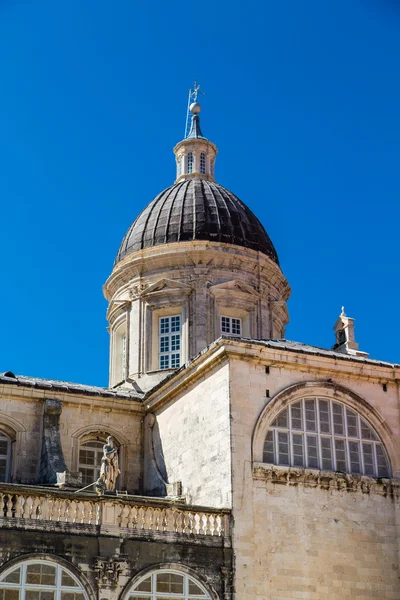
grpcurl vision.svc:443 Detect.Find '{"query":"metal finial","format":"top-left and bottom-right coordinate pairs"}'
top-left (184, 81), bottom-right (206, 138)
top-left (341, 306), bottom-right (346, 316)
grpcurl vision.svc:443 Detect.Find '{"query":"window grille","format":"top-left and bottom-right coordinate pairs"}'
top-left (78, 440), bottom-right (104, 486)
top-left (0, 432), bottom-right (11, 482)
top-left (159, 315), bottom-right (181, 370)
top-left (221, 316), bottom-right (241, 337)
top-left (263, 397), bottom-right (390, 478)
top-left (187, 153), bottom-right (193, 174)
top-left (0, 560), bottom-right (88, 600)
top-left (200, 153), bottom-right (206, 174)
top-left (210, 160), bottom-right (214, 177)
top-left (127, 569), bottom-right (211, 600)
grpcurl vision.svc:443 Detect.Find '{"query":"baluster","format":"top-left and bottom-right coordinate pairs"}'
top-left (138, 507), bottom-right (145, 530)
top-left (128, 506), bottom-right (139, 528)
top-left (215, 515), bottom-right (222, 536)
top-left (78, 501), bottom-right (85, 524)
top-left (175, 510), bottom-right (183, 533)
top-left (95, 502), bottom-right (101, 526)
top-left (154, 508), bottom-right (161, 531)
top-left (4, 495), bottom-right (12, 519)
top-left (203, 514), bottom-right (211, 536)
top-left (41, 497), bottom-right (50, 521)
top-left (33, 497), bottom-right (41, 520)
top-left (21, 496), bottom-right (30, 519)
top-left (0, 493), bottom-right (4, 518)
top-left (14, 495), bottom-right (22, 519)
top-left (209, 514), bottom-right (215, 536)
top-left (144, 507), bottom-right (153, 530)
top-left (182, 512), bottom-right (191, 534)
top-left (58, 499), bottom-right (67, 522)
top-left (194, 513), bottom-right (200, 535)
top-left (69, 500), bottom-right (77, 524)
top-left (161, 509), bottom-right (168, 532)
top-left (117, 504), bottom-right (125, 527)
top-left (65, 500), bottom-right (71, 522)
top-left (165, 508), bottom-right (174, 533)
top-left (48, 498), bottom-right (56, 521)
top-left (25, 496), bottom-right (34, 519)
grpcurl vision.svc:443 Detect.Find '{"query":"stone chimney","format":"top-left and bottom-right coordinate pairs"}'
top-left (332, 307), bottom-right (368, 357)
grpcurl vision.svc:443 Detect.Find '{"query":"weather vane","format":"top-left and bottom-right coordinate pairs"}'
top-left (185, 81), bottom-right (205, 138)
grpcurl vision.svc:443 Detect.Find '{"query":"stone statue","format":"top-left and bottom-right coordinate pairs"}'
top-left (96, 436), bottom-right (120, 494)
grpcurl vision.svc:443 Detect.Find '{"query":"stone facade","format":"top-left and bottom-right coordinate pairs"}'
top-left (144, 339), bottom-right (400, 599)
top-left (1, 99), bottom-right (399, 600)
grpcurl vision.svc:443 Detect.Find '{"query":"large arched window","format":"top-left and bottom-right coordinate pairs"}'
top-left (0, 559), bottom-right (88, 600)
top-left (263, 397), bottom-right (390, 478)
top-left (127, 570), bottom-right (212, 600)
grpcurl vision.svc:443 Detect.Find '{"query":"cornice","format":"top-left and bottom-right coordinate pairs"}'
top-left (103, 242), bottom-right (288, 301)
top-left (0, 383), bottom-right (144, 413)
top-left (253, 462), bottom-right (400, 498)
top-left (144, 338), bottom-right (400, 410)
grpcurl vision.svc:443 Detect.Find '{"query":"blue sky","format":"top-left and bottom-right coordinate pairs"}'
top-left (0, 1), bottom-right (399, 386)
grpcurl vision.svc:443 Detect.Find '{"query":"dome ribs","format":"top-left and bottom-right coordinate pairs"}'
top-left (202, 180), bottom-right (221, 240)
top-left (193, 180), bottom-right (207, 239)
top-left (115, 180), bottom-right (280, 265)
top-left (147, 185), bottom-right (177, 248)
top-left (177, 181), bottom-right (190, 242)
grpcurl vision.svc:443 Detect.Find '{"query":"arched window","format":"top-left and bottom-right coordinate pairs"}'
top-left (187, 152), bottom-right (193, 174)
top-left (0, 559), bottom-right (88, 600)
top-left (0, 432), bottom-right (11, 482)
top-left (263, 397), bottom-right (390, 478)
top-left (200, 153), bottom-right (206, 174)
top-left (127, 569), bottom-right (211, 600)
top-left (209, 160), bottom-right (214, 177)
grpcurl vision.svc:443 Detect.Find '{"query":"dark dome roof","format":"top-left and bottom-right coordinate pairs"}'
top-left (115, 179), bottom-right (279, 265)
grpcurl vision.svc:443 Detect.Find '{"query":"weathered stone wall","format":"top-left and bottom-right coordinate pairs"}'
top-left (0, 385), bottom-right (143, 493)
top-left (228, 354), bottom-right (400, 600)
top-left (0, 526), bottom-right (231, 600)
top-left (147, 359), bottom-right (232, 508)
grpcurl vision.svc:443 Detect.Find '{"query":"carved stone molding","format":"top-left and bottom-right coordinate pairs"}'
top-left (93, 557), bottom-right (123, 588)
top-left (221, 567), bottom-right (233, 600)
top-left (253, 462), bottom-right (400, 497)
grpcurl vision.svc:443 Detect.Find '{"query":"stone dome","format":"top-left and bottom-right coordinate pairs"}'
top-left (115, 179), bottom-right (279, 265)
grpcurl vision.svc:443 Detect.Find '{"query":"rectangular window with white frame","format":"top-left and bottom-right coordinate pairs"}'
top-left (159, 315), bottom-right (181, 370)
top-left (221, 316), bottom-right (242, 337)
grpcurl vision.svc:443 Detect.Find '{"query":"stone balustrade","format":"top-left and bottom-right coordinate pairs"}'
top-left (0, 484), bottom-right (230, 540)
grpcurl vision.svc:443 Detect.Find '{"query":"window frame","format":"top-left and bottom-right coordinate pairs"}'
top-left (78, 439), bottom-right (105, 487)
top-left (126, 569), bottom-right (211, 600)
top-left (187, 152), bottom-right (194, 174)
top-left (263, 397), bottom-right (391, 478)
top-left (220, 316), bottom-right (242, 337)
top-left (159, 315), bottom-right (181, 370)
top-left (200, 153), bottom-right (206, 174)
top-left (0, 559), bottom-right (89, 600)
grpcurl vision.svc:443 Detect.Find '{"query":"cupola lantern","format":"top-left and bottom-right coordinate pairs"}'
top-left (174, 96), bottom-right (217, 183)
